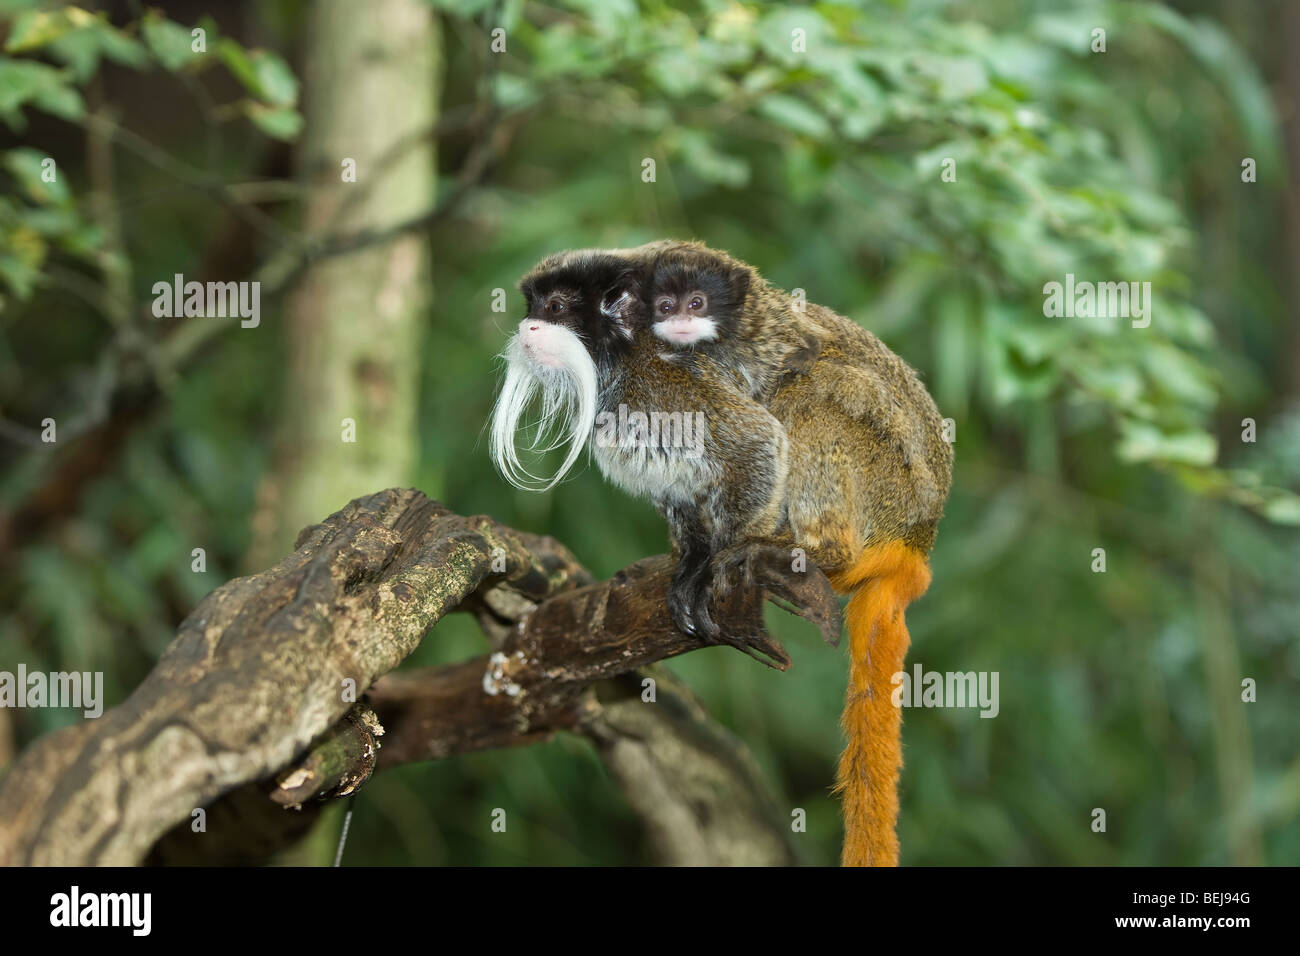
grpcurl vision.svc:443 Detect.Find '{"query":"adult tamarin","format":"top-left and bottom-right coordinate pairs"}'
top-left (490, 247), bottom-right (792, 640)
top-left (491, 243), bottom-right (951, 867)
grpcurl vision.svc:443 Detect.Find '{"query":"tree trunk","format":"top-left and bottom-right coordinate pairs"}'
top-left (250, 0), bottom-right (441, 568)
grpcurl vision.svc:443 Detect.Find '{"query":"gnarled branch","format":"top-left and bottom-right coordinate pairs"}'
top-left (0, 488), bottom-right (833, 866)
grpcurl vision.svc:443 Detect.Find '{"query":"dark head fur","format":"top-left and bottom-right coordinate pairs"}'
top-left (519, 249), bottom-right (650, 378)
top-left (647, 244), bottom-right (754, 341)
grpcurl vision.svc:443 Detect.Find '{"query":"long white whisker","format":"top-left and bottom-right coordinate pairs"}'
top-left (488, 329), bottom-right (600, 491)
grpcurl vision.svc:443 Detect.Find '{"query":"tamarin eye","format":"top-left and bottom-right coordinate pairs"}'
top-left (656, 296), bottom-right (676, 314)
top-left (688, 294), bottom-right (706, 312)
top-left (547, 299), bottom-right (564, 314)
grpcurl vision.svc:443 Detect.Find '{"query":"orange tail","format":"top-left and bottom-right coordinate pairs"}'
top-left (828, 540), bottom-right (932, 867)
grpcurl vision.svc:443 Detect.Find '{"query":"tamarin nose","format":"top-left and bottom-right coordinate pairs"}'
top-left (528, 325), bottom-right (539, 331)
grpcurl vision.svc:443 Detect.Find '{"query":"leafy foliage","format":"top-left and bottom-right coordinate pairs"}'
top-left (0, 4), bottom-right (300, 298)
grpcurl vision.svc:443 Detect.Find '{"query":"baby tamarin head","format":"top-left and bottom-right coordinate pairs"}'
top-left (648, 244), bottom-right (752, 347)
top-left (490, 249), bottom-right (648, 489)
top-left (647, 243), bottom-right (822, 402)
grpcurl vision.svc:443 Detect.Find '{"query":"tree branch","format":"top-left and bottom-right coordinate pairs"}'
top-left (0, 489), bottom-right (833, 866)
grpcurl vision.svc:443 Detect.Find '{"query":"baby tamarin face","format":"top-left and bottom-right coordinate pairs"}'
top-left (490, 249), bottom-right (647, 489)
top-left (648, 249), bottom-right (750, 348)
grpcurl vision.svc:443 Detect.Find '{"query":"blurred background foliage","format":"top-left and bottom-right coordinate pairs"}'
top-left (1, 0), bottom-right (1297, 865)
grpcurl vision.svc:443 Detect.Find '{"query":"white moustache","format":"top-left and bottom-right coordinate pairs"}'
top-left (489, 329), bottom-right (599, 491)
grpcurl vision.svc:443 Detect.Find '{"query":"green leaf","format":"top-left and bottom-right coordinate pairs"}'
top-left (1142, 342), bottom-right (1217, 410)
top-left (780, 139), bottom-right (831, 203)
top-left (41, 17), bottom-right (150, 81)
top-left (1000, 345), bottom-right (1058, 400)
top-left (705, 2), bottom-right (757, 62)
top-left (0, 254), bottom-right (37, 297)
top-left (4, 147), bottom-right (70, 204)
top-left (531, 24), bottom-right (609, 80)
top-left (491, 72), bottom-right (539, 110)
top-left (815, 55), bottom-right (885, 141)
top-left (914, 139), bottom-right (978, 177)
top-left (247, 47), bottom-right (300, 106)
top-left (142, 13), bottom-right (202, 72)
top-left (21, 206), bottom-right (82, 237)
top-left (1074, 363), bottom-right (1143, 407)
top-left (756, 8), bottom-right (833, 66)
top-left (755, 94), bottom-right (830, 138)
top-left (1260, 493), bottom-right (1300, 526)
top-left (218, 40), bottom-right (298, 106)
top-left (562, 0), bottom-right (639, 36)
top-left (933, 289), bottom-right (972, 417)
top-left (242, 101), bottom-right (302, 141)
top-left (0, 224), bottom-right (45, 297)
top-left (4, 6), bottom-right (98, 53)
top-left (1117, 420), bottom-right (1217, 467)
top-left (45, 30), bottom-right (104, 81)
top-left (0, 59), bottom-right (83, 122)
top-left (1031, 12), bottom-right (1100, 55)
top-left (54, 220), bottom-right (103, 257)
top-left (92, 20), bottom-right (150, 69)
top-left (648, 46), bottom-right (708, 98)
top-left (30, 78), bottom-right (83, 120)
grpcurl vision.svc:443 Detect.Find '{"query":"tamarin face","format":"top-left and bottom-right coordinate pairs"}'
top-left (649, 250), bottom-right (751, 347)
top-left (490, 250), bottom-right (646, 489)
top-left (517, 251), bottom-right (643, 367)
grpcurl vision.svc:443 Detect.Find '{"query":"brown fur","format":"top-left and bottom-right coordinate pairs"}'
top-left (609, 335), bottom-right (790, 542)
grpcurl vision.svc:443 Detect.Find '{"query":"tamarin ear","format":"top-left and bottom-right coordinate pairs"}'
top-left (599, 275), bottom-right (642, 325)
top-left (728, 266), bottom-right (751, 305)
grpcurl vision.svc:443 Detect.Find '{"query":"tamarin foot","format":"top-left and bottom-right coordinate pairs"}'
top-left (666, 583), bottom-right (699, 637)
top-left (712, 543), bottom-right (843, 647)
top-left (667, 566), bottom-right (722, 642)
top-left (689, 585), bottom-right (722, 642)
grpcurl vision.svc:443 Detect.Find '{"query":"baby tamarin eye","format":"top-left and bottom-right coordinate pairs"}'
top-left (688, 293), bottom-right (707, 312)
top-left (655, 295), bottom-right (676, 315)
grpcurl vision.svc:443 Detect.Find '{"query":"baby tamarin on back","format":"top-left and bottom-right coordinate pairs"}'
top-left (646, 240), bottom-right (951, 546)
